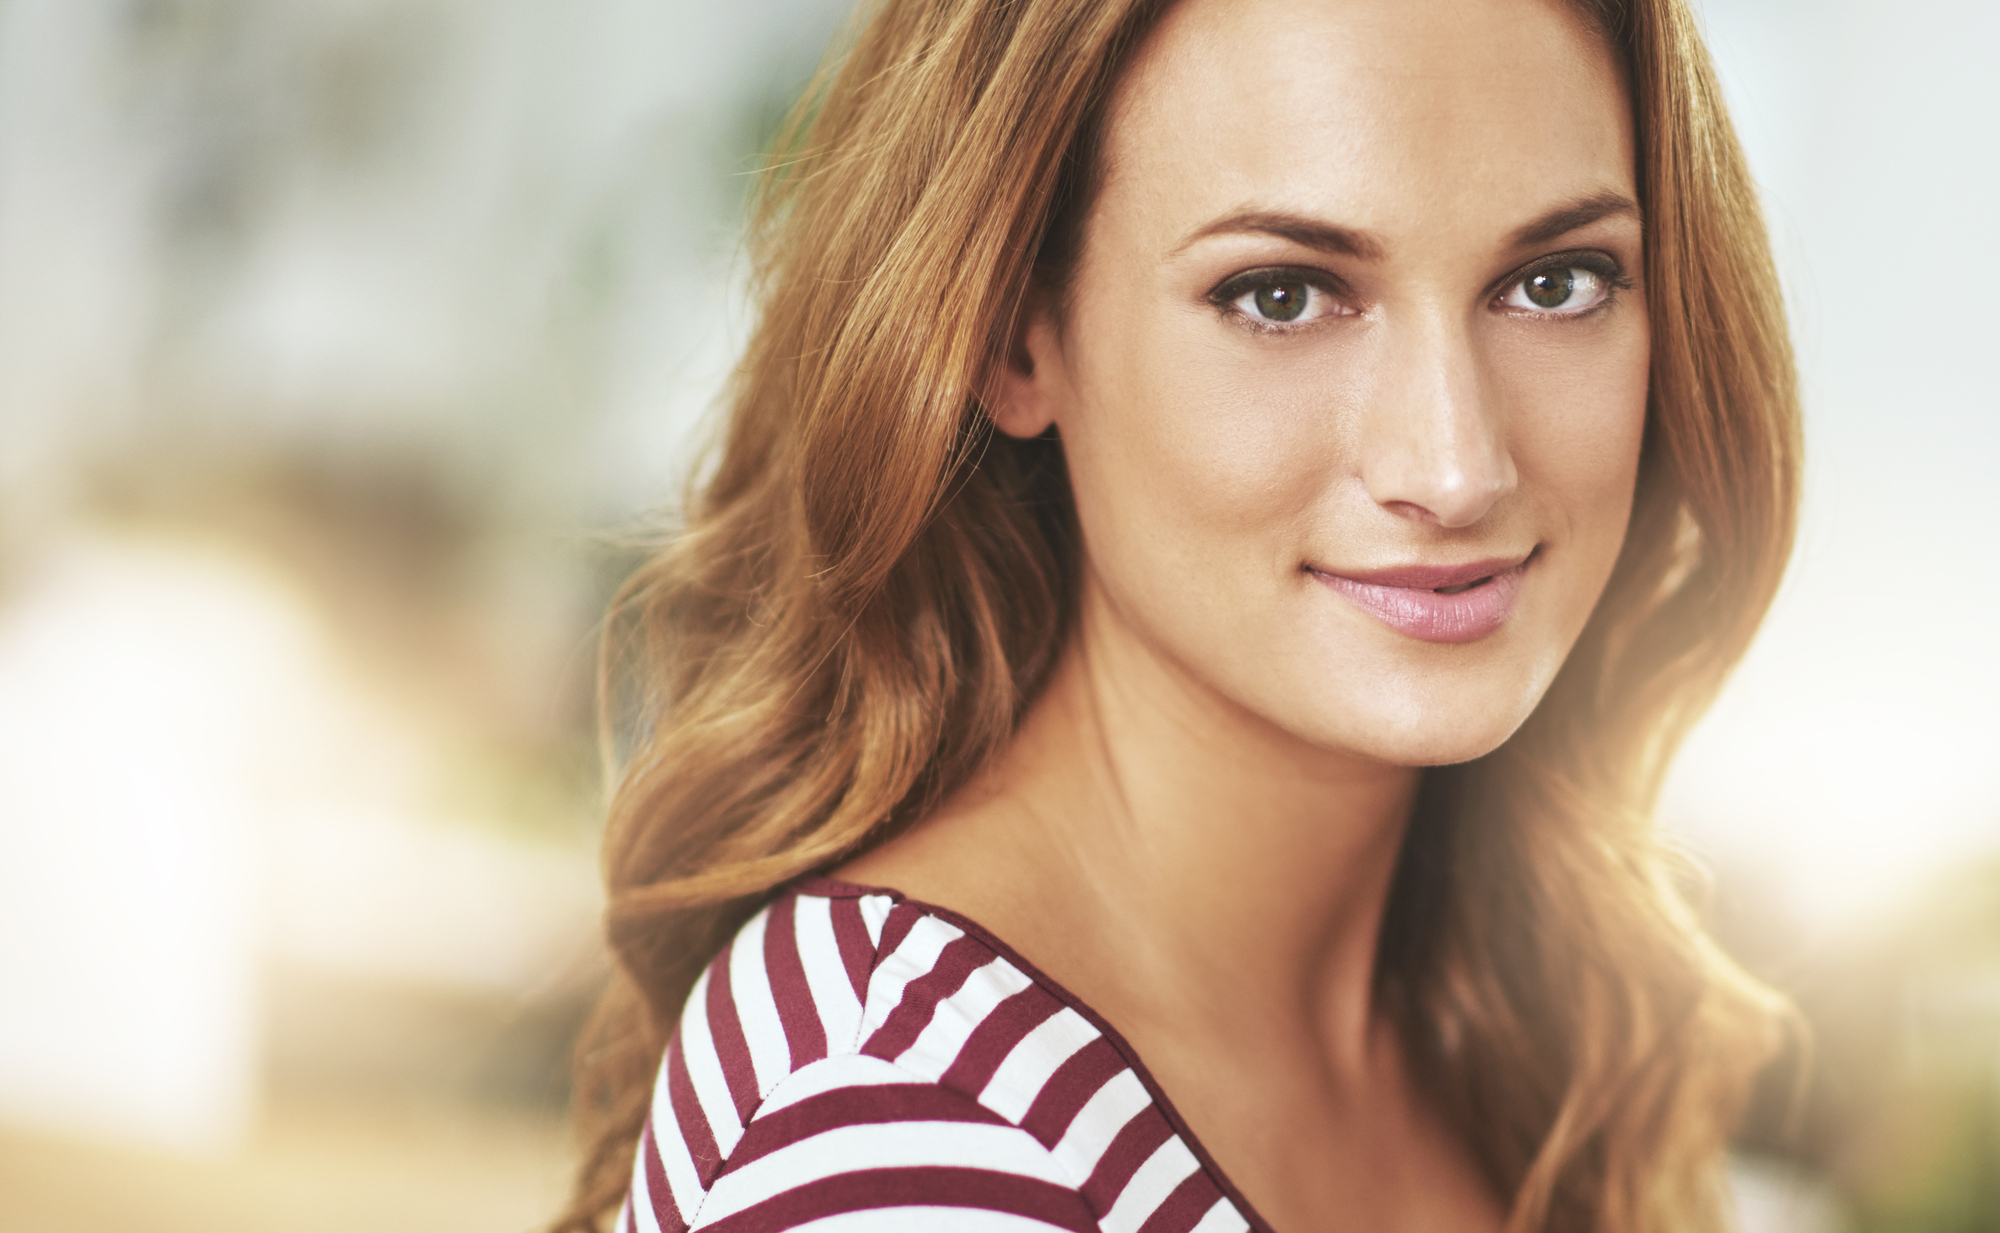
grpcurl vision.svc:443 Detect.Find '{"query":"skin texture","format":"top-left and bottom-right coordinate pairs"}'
top-left (841, 0), bottom-right (1648, 1227)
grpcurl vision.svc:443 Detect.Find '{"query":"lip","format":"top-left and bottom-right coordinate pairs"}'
top-left (1307, 552), bottom-right (1533, 644)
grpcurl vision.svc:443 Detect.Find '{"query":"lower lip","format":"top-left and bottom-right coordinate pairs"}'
top-left (1311, 563), bottom-right (1526, 644)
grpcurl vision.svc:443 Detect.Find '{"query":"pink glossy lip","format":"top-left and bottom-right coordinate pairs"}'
top-left (1308, 553), bottom-right (1533, 644)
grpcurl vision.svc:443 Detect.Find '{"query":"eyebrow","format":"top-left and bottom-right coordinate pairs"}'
top-left (1173, 211), bottom-right (1384, 261)
top-left (1172, 190), bottom-right (1642, 261)
top-left (1508, 190), bottom-right (1642, 247)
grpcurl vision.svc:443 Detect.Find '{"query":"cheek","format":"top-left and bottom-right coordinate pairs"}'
top-left (1499, 322), bottom-right (1649, 537)
top-left (1061, 322), bottom-right (1343, 577)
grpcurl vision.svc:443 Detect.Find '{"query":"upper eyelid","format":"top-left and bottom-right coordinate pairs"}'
top-left (1489, 248), bottom-right (1629, 299)
top-left (1208, 265), bottom-right (1351, 304)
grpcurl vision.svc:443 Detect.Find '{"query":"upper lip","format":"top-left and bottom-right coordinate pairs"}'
top-left (1311, 552), bottom-right (1533, 591)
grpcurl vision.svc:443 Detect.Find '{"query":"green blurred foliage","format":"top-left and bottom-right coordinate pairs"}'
top-left (1727, 858), bottom-right (2000, 1231)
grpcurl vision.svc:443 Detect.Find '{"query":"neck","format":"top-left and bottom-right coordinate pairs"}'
top-left (841, 581), bottom-right (1420, 1079)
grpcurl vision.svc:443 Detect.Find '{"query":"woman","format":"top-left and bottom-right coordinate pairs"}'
top-left (558, 0), bottom-right (1799, 1227)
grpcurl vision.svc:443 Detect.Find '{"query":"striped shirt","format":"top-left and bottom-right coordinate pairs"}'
top-left (619, 877), bottom-right (1277, 1232)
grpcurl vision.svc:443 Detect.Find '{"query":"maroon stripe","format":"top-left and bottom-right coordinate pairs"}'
top-left (638, 1119), bottom-right (687, 1233)
top-left (862, 934), bottom-right (992, 1062)
top-left (697, 1166), bottom-right (1096, 1233)
top-left (1081, 1106), bottom-right (1174, 1213)
top-left (939, 983), bottom-right (1061, 1096)
top-left (830, 894), bottom-right (874, 1003)
top-left (1137, 1169), bottom-right (1227, 1233)
top-left (874, 901), bottom-right (923, 964)
top-left (664, 1032), bottom-right (722, 1180)
top-left (763, 895), bottom-right (829, 1070)
top-left (721, 1083), bottom-right (1008, 1173)
top-left (1021, 1035), bottom-right (1127, 1146)
top-left (703, 946), bottom-right (759, 1121)
top-left (839, 887), bottom-right (1283, 1233)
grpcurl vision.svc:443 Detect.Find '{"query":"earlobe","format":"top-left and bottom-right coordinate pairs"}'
top-left (983, 302), bottom-right (1061, 440)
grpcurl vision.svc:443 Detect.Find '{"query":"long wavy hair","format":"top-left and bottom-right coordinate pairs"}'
top-left (556, 0), bottom-right (1802, 1228)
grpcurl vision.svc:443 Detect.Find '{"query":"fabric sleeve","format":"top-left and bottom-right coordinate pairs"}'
top-left (677, 1052), bottom-right (1097, 1232)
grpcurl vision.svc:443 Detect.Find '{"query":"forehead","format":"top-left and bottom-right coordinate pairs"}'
top-left (1098, 0), bottom-right (1634, 252)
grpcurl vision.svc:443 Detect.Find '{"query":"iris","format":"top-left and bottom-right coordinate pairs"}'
top-left (1254, 281), bottom-right (1308, 321)
top-left (1525, 268), bottom-right (1575, 309)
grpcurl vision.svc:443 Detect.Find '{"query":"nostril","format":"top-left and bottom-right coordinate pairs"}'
top-left (1381, 499), bottom-right (1440, 524)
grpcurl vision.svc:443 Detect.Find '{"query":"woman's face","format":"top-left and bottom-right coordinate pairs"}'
top-left (994, 0), bottom-right (1648, 766)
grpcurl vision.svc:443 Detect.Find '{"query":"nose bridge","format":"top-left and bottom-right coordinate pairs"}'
top-left (1358, 306), bottom-right (1516, 529)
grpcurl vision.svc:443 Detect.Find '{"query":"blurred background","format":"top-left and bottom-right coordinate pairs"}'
top-left (0, 0), bottom-right (1991, 1230)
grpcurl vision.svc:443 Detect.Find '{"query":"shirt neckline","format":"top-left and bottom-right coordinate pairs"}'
top-left (794, 874), bottom-right (1283, 1233)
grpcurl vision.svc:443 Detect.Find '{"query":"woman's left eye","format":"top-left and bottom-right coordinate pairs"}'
top-left (1501, 265), bottom-right (1614, 315)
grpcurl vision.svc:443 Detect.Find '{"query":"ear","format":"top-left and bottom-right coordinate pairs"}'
top-left (982, 290), bottom-right (1063, 440)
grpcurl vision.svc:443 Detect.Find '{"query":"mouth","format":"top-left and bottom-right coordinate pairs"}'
top-left (1305, 550), bottom-right (1537, 644)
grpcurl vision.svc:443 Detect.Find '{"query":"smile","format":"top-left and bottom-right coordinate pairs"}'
top-left (1306, 552), bottom-right (1535, 644)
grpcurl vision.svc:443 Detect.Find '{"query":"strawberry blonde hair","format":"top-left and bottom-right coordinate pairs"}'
top-left (556, 0), bottom-right (1801, 1228)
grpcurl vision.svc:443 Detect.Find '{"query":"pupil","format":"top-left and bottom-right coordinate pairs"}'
top-left (1526, 269), bottom-right (1574, 309)
top-left (1255, 282), bottom-right (1307, 322)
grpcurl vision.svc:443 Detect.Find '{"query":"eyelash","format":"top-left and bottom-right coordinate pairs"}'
top-left (1206, 265), bottom-right (1349, 334)
top-left (1204, 250), bottom-right (1635, 333)
top-left (1499, 250), bottom-right (1635, 320)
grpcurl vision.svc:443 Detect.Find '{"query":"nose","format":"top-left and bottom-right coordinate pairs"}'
top-left (1357, 315), bottom-right (1516, 528)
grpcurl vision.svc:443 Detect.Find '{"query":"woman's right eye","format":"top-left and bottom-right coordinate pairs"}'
top-left (1214, 270), bottom-right (1346, 327)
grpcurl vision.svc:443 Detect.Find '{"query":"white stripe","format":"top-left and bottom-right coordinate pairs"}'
top-left (858, 892), bottom-right (895, 947)
top-left (694, 1120), bottom-right (1072, 1223)
top-left (1102, 1136), bottom-right (1203, 1233)
top-left (677, 966), bottom-right (746, 1160)
top-left (858, 915), bottom-right (963, 1041)
top-left (1050, 1069), bottom-right (1152, 1179)
top-left (894, 954), bottom-right (1034, 1082)
top-left (625, 1134), bottom-right (667, 1233)
top-left (979, 1006), bottom-right (1098, 1120)
top-left (753, 1050), bottom-right (913, 1115)
top-left (791, 1210), bottom-right (1083, 1231)
top-left (1188, 1195), bottom-right (1252, 1233)
top-left (729, 909), bottom-right (794, 1096)
top-left (794, 893), bottom-right (867, 1053)
top-left (649, 1062), bottom-right (708, 1221)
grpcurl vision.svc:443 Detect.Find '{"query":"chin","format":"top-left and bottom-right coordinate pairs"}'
top-left (1287, 669), bottom-right (1550, 768)
top-left (1339, 717), bottom-right (1523, 768)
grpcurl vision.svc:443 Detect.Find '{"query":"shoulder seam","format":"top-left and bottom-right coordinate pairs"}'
top-left (825, 889), bottom-right (896, 1059)
top-left (689, 1053), bottom-right (1092, 1229)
